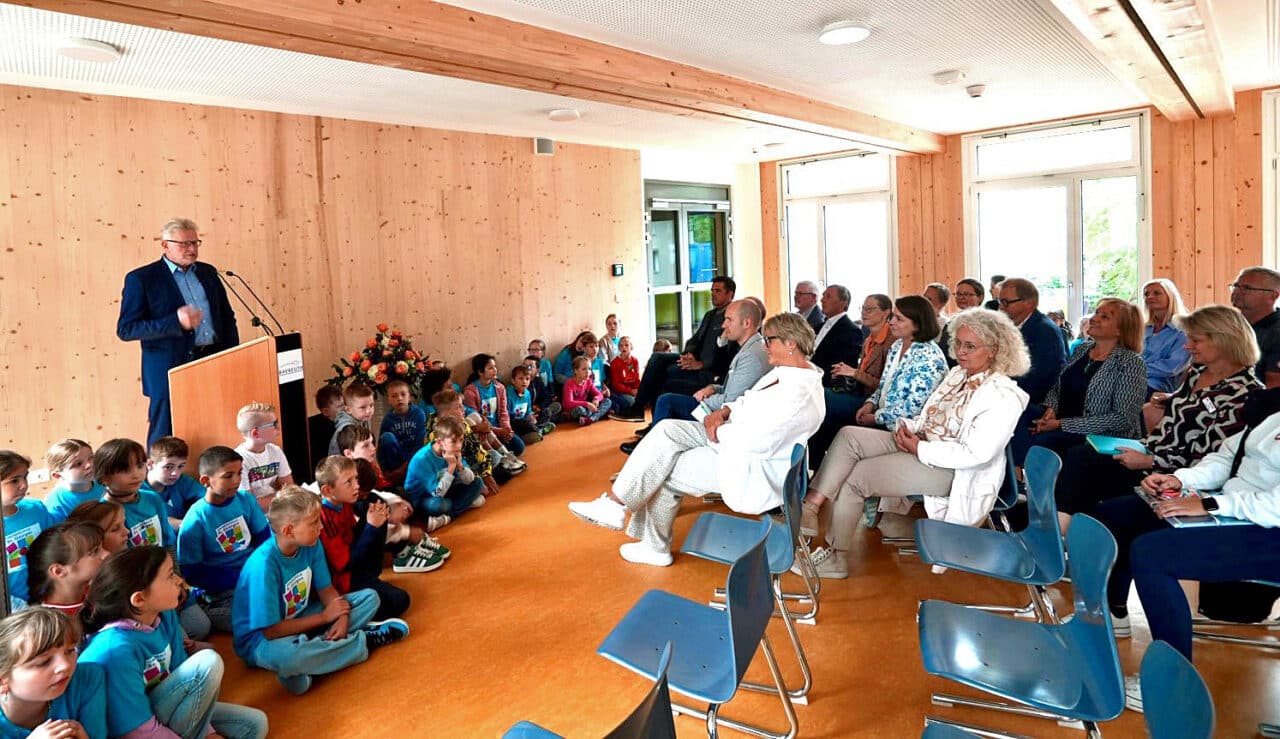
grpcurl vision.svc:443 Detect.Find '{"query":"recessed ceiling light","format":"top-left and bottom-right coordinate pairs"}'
top-left (547, 108), bottom-right (581, 122)
top-left (818, 22), bottom-right (870, 46)
top-left (54, 37), bottom-right (123, 63)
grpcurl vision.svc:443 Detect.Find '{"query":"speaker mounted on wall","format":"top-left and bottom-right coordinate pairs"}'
top-left (533, 138), bottom-right (555, 156)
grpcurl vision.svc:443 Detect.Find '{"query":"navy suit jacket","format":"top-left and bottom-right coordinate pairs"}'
top-left (802, 305), bottom-right (826, 334)
top-left (1018, 309), bottom-right (1068, 405)
top-left (810, 315), bottom-right (863, 388)
top-left (117, 259), bottom-right (239, 397)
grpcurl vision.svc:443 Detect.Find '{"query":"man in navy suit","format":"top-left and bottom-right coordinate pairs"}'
top-left (998, 278), bottom-right (1066, 406)
top-left (809, 285), bottom-right (863, 387)
top-left (117, 218), bottom-right (239, 445)
top-left (793, 280), bottom-right (825, 333)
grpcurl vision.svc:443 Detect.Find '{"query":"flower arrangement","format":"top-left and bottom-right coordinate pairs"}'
top-left (329, 324), bottom-right (427, 393)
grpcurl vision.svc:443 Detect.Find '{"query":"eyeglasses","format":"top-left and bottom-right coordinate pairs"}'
top-left (955, 341), bottom-right (987, 354)
top-left (998, 297), bottom-right (1026, 307)
top-left (793, 291), bottom-right (817, 297)
top-left (955, 291), bottom-right (980, 299)
top-left (163, 239), bottom-right (202, 248)
top-left (764, 335), bottom-right (782, 345)
top-left (1229, 282), bottom-right (1277, 294)
top-left (255, 421), bottom-right (279, 431)
top-left (860, 305), bottom-right (883, 312)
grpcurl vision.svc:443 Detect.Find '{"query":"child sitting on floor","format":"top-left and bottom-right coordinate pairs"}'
top-left (44, 439), bottom-right (103, 523)
top-left (67, 500), bottom-right (128, 555)
top-left (232, 485), bottom-right (409, 696)
top-left (426, 390), bottom-right (501, 496)
top-left (608, 336), bottom-right (640, 416)
top-left (0, 608), bottom-right (106, 737)
top-left (507, 365), bottom-right (548, 445)
top-left (26, 522), bottom-right (109, 617)
top-left (309, 384), bottom-right (344, 476)
top-left (141, 436), bottom-right (204, 531)
top-left (235, 402), bottom-right (295, 513)
top-left (562, 356), bottom-right (612, 425)
top-left (328, 383), bottom-right (377, 456)
top-left (404, 417), bottom-right (487, 520)
top-left (464, 354), bottom-right (527, 463)
top-left (0, 450), bottom-right (53, 611)
top-left (378, 378), bottom-right (426, 477)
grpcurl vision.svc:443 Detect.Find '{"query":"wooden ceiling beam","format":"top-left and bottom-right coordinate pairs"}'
top-left (23, 0), bottom-right (945, 154)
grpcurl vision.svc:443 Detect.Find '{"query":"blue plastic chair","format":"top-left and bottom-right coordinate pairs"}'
top-left (503, 643), bottom-right (677, 739)
top-left (1140, 640), bottom-right (1214, 739)
top-left (914, 446), bottom-right (1065, 622)
top-left (680, 444), bottom-right (815, 703)
top-left (877, 445), bottom-right (1018, 550)
top-left (918, 514), bottom-right (1124, 738)
top-left (1192, 579), bottom-right (1280, 649)
top-left (597, 518), bottom-right (798, 739)
top-left (1262, 722), bottom-right (1280, 737)
top-left (920, 723), bottom-right (979, 738)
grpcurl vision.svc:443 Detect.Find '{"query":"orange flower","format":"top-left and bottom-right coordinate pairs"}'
top-left (395, 361), bottom-right (410, 374)
top-left (391, 330), bottom-right (402, 338)
top-left (388, 339), bottom-right (400, 347)
top-left (348, 351), bottom-right (360, 363)
top-left (373, 372), bottom-right (387, 384)
top-left (376, 323), bottom-right (390, 333)
top-left (382, 349), bottom-right (392, 358)
top-left (366, 339), bottom-right (377, 349)
top-left (359, 359), bottom-right (372, 371)
top-left (404, 350), bottom-right (417, 360)
top-left (377, 363), bottom-right (388, 372)
top-left (415, 361), bottom-right (425, 371)
top-left (342, 367), bottom-right (353, 377)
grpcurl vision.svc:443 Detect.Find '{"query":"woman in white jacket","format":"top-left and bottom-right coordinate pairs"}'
top-left (798, 308), bottom-right (1030, 579)
top-left (568, 312), bottom-right (825, 567)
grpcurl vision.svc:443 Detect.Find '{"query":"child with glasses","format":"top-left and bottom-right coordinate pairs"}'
top-left (235, 402), bottom-right (295, 512)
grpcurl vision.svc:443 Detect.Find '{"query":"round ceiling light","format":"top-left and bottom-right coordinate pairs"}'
top-left (547, 108), bottom-right (581, 122)
top-left (818, 22), bottom-right (870, 46)
top-left (54, 37), bottom-right (123, 63)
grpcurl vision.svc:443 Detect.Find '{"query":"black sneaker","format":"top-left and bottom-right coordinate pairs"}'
top-left (363, 618), bottom-right (410, 651)
top-left (633, 425), bottom-right (653, 437)
top-left (620, 441), bottom-right (638, 455)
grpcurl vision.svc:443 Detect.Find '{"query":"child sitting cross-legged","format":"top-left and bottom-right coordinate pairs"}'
top-left (0, 450), bottom-right (54, 612)
top-left (464, 353), bottom-right (528, 470)
top-left (316, 457), bottom-right (422, 624)
top-left (507, 365), bottom-right (546, 445)
top-left (141, 436), bottom-right (205, 532)
top-left (0, 608), bottom-right (107, 738)
top-left (26, 521), bottom-right (110, 617)
top-left (377, 378), bottom-right (426, 481)
top-left (426, 390), bottom-right (502, 496)
top-left (328, 383), bottom-right (376, 456)
top-left (232, 485), bottom-right (409, 696)
top-left (235, 402), bottom-right (295, 513)
top-left (43, 439), bottom-right (103, 523)
top-left (308, 384), bottom-right (344, 475)
top-left (176, 446), bottom-right (271, 634)
top-left (608, 336), bottom-right (640, 417)
top-left (80, 546), bottom-right (268, 739)
top-left (352, 458), bottom-right (451, 562)
top-left (562, 356), bottom-right (612, 426)
top-left (522, 355), bottom-right (561, 430)
top-left (405, 416), bottom-right (487, 520)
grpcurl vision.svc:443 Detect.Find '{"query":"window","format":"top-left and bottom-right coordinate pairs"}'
top-left (1265, 90), bottom-right (1280, 268)
top-left (964, 114), bottom-right (1149, 324)
top-left (781, 154), bottom-right (896, 307)
top-left (644, 182), bottom-right (733, 346)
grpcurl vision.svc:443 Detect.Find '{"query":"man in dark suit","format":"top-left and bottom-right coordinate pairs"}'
top-left (984, 274), bottom-right (1006, 311)
top-left (998, 278), bottom-right (1066, 406)
top-left (118, 218), bottom-right (239, 445)
top-left (810, 285), bottom-right (862, 388)
top-left (793, 280), bottom-right (825, 333)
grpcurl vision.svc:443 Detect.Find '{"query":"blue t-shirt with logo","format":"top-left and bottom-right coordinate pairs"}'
top-left (506, 387), bottom-right (533, 422)
top-left (109, 490), bottom-right (176, 549)
top-left (177, 492), bottom-right (271, 593)
top-left (471, 382), bottom-right (499, 425)
top-left (379, 405), bottom-right (428, 453)
top-left (80, 610), bottom-right (187, 736)
top-left (45, 482), bottom-right (106, 523)
top-left (232, 536), bottom-right (332, 660)
top-left (0, 661), bottom-right (105, 738)
top-left (142, 474), bottom-right (205, 521)
top-left (4, 499), bottom-right (54, 605)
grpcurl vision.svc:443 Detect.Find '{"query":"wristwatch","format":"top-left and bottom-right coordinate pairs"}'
top-left (1202, 496), bottom-right (1219, 512)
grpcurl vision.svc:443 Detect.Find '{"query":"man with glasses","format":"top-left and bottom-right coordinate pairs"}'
top-left (997, 278), bottom-right (1066, 405)
top-left (811, 285), bottom-right (863, 387)
top-left (938, 278), bottom-right (986, 367)
top-left (118, 218), bottom-right (239, 445)
top-left (1230, 267), bottom-right (1280, 387)
top-left (793, 280), bottom-right (825, 333)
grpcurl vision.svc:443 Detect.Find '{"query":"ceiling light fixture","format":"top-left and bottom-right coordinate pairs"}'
top-left (818, 21), bottom-right (870, 46)
top-left (54, 37), bottom-right (123, 63)
top-left (547, 108), bottom-right (581, 122)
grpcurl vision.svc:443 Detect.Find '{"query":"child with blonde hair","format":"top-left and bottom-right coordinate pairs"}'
top-left (43, 439), bottom-right (102, 523)
top-left (0, 608), bottom-right (106, 737)
top-left (562, 356), bottom-right (612, 425)
top-left (235, 402), bottom-right (295, 512)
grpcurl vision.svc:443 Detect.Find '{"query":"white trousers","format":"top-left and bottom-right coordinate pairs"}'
top-left (612, 420), bottom-right (720, 553)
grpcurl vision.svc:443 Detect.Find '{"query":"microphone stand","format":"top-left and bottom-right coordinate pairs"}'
top-left (225, 271), bottom-right (285, 335)
top-left (217, 271), bottom-right (274, 337)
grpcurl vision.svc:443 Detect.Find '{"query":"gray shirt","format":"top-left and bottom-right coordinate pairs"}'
top-left (701, 332), bottom-right (769, 412)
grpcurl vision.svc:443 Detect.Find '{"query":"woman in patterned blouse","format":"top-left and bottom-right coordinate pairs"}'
top-left (1053, 304), bottom-right (1260, 531)
top-left (798, 301), bottom-right (1006, 580)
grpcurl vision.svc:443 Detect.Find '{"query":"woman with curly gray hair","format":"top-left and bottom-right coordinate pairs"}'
top-left (798, 307), bottom-right (1031, 579)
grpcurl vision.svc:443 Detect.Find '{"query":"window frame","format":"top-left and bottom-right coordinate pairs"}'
top-left (1265, 90), bottom-right (1279, 269)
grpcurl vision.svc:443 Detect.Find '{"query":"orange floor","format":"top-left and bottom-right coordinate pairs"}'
top-left (215, 419), bottom-right (1280, 738)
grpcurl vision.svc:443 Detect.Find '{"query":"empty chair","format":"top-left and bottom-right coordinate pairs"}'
top-left (598, 518), bottom-right (798, 739)
top-left (502, 642), bottom-right (676, 739)
top-left (914, 446), bottom-right (1065, 621)
top-left (918, 514), bottom-right (1124, 738)
top-left (681, 443), bottom-right (815, 703)
top-left (1139, 640), bottom-right (1214, 739)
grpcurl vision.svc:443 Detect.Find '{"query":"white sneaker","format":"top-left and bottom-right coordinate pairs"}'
top-left (1112, 613), bottom-right (1132, 638)
top-left (806, 546), bottom-right (848, 579)
top-left (1123, 674), bottom-right (1143, 713)
top-left (502, 457), bottom-right (528, 474)
top-left (469, 495), bottom-right (487, 509)
top-left (568, 494), bottom-right (626, 531)
top-left (425, 514), bottom-right (451, 532)
top-left (619, 542), bottom-right (673, 567)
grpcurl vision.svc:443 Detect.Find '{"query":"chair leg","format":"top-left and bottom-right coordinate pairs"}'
top-left (1260, 721), bottom-right (1280, 737)
top-left (714, 550), bottom-right (820, 625)
top-left (670, 635), bottom-right (799, 739)
top-left (932, 693), bottom-right (1086, 729)
top-left (923, 715), bottom-right (1035, 739)
top-left (1191, 631), bottom-right (1280, 649)
top-left (953, 584), bottom-right (1053, 622)
top-left (738, 579), bottom-right (813, 704)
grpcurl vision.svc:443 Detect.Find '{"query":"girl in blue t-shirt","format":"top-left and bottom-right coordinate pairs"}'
top-left (0, 451), bottom-right (54, 612)
top-left (0, 608), bottom-right (106, 739)
top-left (25, 522), bottom-right (108, 618)
top-left (80, 546), bottom-right (267, 739)
top-left (464, 354), bottom-right (526, 460)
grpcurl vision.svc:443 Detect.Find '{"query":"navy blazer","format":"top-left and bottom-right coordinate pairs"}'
top-left (802, 305), bottom-right (826, 334)
top-left (117, 259), bottom-right (239, 397)
top-left (1018, 309), bottom-right (1067, 405)
top-left (810, 314), bottom-right (863, 388)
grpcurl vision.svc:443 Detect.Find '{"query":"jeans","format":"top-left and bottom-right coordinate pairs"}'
top-left (503, 432), bottom-right (526, 458)
top-left (421, 477), bottom-right (486, 518)
top-left (151, 649), bottom-right (268, 739)
top-left (807, 390), bottom-right (865, 469)
top-left (1094, 495), bottom-right (1280, 659)
top-left (351, 576), bottom-right (411, 621)
top-left (249, 588), bottom-right (380, 678)
top-left (1009, 404), bottom-right (1087, 466)
top-left (611, 393), bottom-right (635, 413)
top-left (651, 393), bottom-right (699, 427)
top-left (179, 599), bottom-right (211, 641)
top-left (377, 432), bottom-right (414, 471)
top-left (567, 398), bottom-right (612, 422)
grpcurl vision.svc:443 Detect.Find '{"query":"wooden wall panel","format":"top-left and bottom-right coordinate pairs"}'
top-left (758, 161), bottom-right (781, 312)
top-left (0, 84), bottom-right (643, 473)
top-left (895, 135), bottom-right (965, 295)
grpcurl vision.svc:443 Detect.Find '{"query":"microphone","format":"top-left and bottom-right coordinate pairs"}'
top-left (225, 270), bottom-right (285, 334)
top-left (216, 272), bottom-right (273, 336)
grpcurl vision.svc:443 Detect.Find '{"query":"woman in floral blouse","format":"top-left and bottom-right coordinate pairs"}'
top-left (853, 295), bottom-right (948, 431)
top-left (1053, 304), bottom-right (1260, 530)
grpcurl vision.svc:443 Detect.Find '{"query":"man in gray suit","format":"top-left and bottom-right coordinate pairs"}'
top-left (621, 299), bottom-right (769, 454)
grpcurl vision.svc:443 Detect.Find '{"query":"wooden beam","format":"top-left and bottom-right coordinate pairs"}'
top-left (1047, 0), bottom-right (1232, 122)
top-left (22, 0), bottom-right (944, 154)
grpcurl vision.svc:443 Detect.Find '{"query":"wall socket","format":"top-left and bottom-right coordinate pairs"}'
top-left (27, 467), bottom-right (51, 484)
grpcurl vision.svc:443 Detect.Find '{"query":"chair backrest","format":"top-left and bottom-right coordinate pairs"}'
top-left (605, 641), bottom-right (678, 739)
top-left (768, 444), bottom-right (808, 572)
top-left (1062, 514), bottom-right (1125, 720)
top-left (1019, 446), bottom-right (1066, 581)
top-left (1140, 640), bottom-right (1215, 739)
top-left (723, 517), bottom-right (776, 685)
top-left (993, 444), bottom-right (1019, 513)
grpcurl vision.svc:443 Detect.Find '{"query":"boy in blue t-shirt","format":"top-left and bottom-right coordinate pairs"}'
top-left (44, 438), bottom-right (106, 523)
top-left (404, 416), bottom-right (486, 519)
top-left (232, 485), bottom-right (408, 695)
top-left (378, 378), bottom-right (427, 474)
top-left (508, 365), bottom-right (554, 444)
top-left (178, 446), bottom-right (271, 633)
top-left (141, 436), bottom-right (205, 531)
top-left (523, 355), bottom-right (562, 429)
top-left (0, 450), bottom-right (55, 609)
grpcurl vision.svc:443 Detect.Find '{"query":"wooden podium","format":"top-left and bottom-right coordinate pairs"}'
top-left (168, 333), bottom-right (309, 476)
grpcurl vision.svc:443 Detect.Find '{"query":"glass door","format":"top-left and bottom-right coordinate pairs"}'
top-left (646, 199), bottom-right (731, 344)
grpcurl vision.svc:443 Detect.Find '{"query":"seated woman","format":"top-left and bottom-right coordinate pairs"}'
top-left (552, 330), bottom-right (596, 387)
top-left (1055, 305), bottom-right (1259, 531)
top-left (1094, 398), bottom-right (1280, 710)
top-left (1011, 297), bottom-right (1147, 466)
top-left (807, 294), bottom-right (893, 465)
top-left (798, 308), bottom-right (1030, 579)
top-left (809, 295), bottom-right (946, 469)
top-left (566, 313), bottom-right (824, 567)
top-left (1141, 278), bottom-right (1191, 397)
